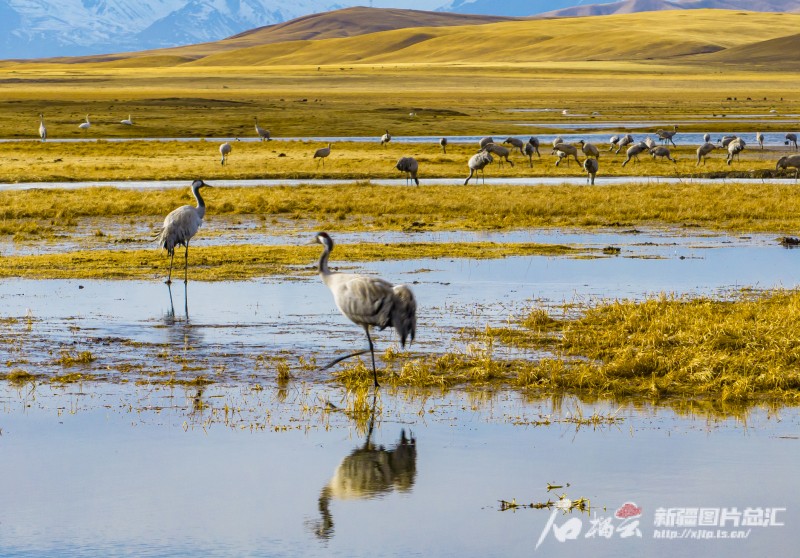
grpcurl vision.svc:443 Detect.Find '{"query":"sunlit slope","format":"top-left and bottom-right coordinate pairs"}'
top-left (697, 32), bottom-right (800, 66)
top-left (183, 10), bottom-right (800, 66)
top-left (55, 7), bottom-right (512, 67)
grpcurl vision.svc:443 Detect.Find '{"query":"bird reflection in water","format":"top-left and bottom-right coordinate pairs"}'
top-left (164, 282), bottom-right (190, 324)
top-left (312, 395), bottom-right (417, 540)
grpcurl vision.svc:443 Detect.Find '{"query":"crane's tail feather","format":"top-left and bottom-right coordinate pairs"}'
top-left (391, 284), bottom-right (417, 347)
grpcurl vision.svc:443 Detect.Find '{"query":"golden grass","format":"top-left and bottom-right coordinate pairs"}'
top-left (0, 139), bottom-right (791, 182)
top-left (3, 182), bottom-right (800, 237)
top-left (331, 290), bottom-right (800, 406)
top-left (0, 241), bottom-right (579, 280)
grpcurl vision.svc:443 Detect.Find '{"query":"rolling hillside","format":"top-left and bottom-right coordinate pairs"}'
top-left (15, 8), bottom-right (800, 69)
top-left (179, 9), bottom-right (800, 67)
top-left (54, 7), bottom-right (514, 64)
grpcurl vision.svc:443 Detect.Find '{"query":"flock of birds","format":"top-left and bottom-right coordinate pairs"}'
top-left (314, 126), bottom-right (800, 185)
top-left (33, 111), bottom-right (800, 386)
top-left (34, 114), bottom-right (800, 180)
top-left (157, 179), bottom-right (415, 387)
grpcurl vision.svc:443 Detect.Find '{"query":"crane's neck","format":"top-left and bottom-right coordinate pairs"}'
top-left (192, 185), bottom-right (206, 219)
top-left (318, 242), bottom-right (331, 276)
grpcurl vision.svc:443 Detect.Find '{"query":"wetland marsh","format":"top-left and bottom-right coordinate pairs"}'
top-left (2, 12), bottom-right (800, 552)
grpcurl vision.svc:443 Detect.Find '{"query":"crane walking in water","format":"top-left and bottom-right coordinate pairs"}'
top-left (157, 179), bottom-right (211, 284)
top-left (313, 232), bottom-right (417, 388)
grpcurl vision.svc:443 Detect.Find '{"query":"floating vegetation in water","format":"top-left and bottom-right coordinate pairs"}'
top-left (500, 483), bottom-right (590, 513)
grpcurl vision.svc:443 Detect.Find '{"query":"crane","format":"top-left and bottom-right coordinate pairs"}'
top-left (156, 179), bottom-right (211, 284)
top-left (313, 232), bottom-right (416, 387)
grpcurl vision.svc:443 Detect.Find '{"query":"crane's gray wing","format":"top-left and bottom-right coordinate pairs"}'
top-left (333, 276), bottom-right (396, 329)
top-left (157, 205), bottom-right (202, 251)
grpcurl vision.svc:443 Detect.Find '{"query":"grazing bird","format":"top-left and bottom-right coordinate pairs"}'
top-left (219, 142), bottom-right (232, 165)
top-left (78, 114), bottom-right (91, 131)
top-left (703, 133), bottom-right (711, 143)
top-left (479, 136), bottom-right (494, 149)
top-left (776, 154), bottom-right (800, 179)
top-left (380, 129), bottom-right (391, 146)
top-left (254, 117), bottom-right (270, 141)
top-left (650, 146), bottom-right (676, 163)
top-left (313, 232), bottom-right (416, 388)
top-left (38, 113), bottom-right (46, 142)
top-left (314, 143), bottom-right (332, 166)
top-left (621, 142), bottom-right (648, 167)
top-left (756, 131), bottom-right (765, 150)
top-left (609, 135), bottom-right (620, 151)
top-left (696, 142), bottom-right (717, 166)
top-left (786, 132), bottom-right (798, 150)
top-left (552, 142), bottom-right (581, 166)
top-left (395, 156), bottom-right (419, 185)
top-left (552, 136), bottom-right (563, 148)
top-left (578, 139), bottom-right (600, 158)
top-left (643, 136), bottom-right (657, 149)
top-left (524, 141), bottom-right (537, 167)
top-left (120, 114), bottom-right (133, 126)
top-left (726, 137), bottom-right (745, 165)
top-left (527, 137), bottom-right (541, 158)
top-left (439, 137), bottom-right (447, 154)
top-left (616, 134), bottom-right (634, 154)
top-left (503, 137), bottom-right (525, 155)
top-left (482, 143), bottom-right (514, 167)
top-left (718, 135), bottom-right (737, 148)
top-left (583, 157), bottom-right (598, 185)
top-left (656, 125), bottom-right (678, 147)
top-left (464, 150), bottom-right (493, 184)
top-left (157, 179), bottom-right (210, 285)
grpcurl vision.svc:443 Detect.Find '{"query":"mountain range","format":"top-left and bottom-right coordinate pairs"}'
top-left (3, 0), bottom-right (800, 59)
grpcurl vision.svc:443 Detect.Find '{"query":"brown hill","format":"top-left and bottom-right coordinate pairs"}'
top-left (696, 31), bottom-right (800, 65)
top-left (51, 7), bottom-right (515, 65)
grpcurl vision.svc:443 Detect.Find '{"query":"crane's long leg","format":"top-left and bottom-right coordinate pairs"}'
top-left (166, 251), bottom-right (175, 285)
top-left (184, 241), bottom-right (189, 284)
top-left (365, 327), bottom-right (379, 388)
top-left (320, 350), bottom-right (370, 370)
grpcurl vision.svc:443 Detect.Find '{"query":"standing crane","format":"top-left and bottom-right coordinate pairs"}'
top-left (313, 232), bottom-right (416, 388)
top-left (756, 131), bottom-right (764, 150)
top-left (314, 143), bottom-right (332, 166)
top-left (157, 179), bottom-right (211, 284)
top-left (786, 133), bottom-right (798, 150)
top-left (254, 117), bottom-right (270, 141)
top-left (439, 137), bottom-right (447, 154)
top-left (381, 130), bottom-right (392, 146)
top-left (219, 142), bottom-right (232, 165)
top-left (38, 114), bottom-right (46, 142)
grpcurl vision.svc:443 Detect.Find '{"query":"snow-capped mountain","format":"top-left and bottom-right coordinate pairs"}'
top-left (0, 0), bottom-right (343, 59)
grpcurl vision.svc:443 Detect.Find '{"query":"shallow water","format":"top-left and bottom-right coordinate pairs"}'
top-left (0, 384), bottom-right (797, 557)
top-left (2, 227), bottom-right (800, 556)
top-left (1, 230), bottom-right (798, 381)
top-left (1, 175), bottom-right (798, 193)
top-left (4, 130), bottom-right (799, 147)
